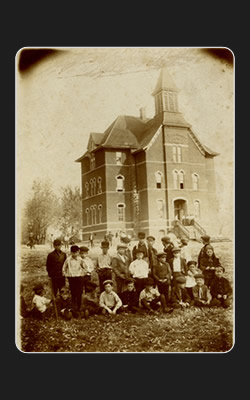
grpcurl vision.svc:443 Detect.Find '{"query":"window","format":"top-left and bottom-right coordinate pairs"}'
top-left (116, 152), bottom-right (122, 165)
top-left (93, 177), bottom-right (96, 196)
top-left (179, 171), bottom-right (184, 189)
top-left (93, 205), bottom-right (97, 225)
top-left (98, 204), bottom-right (102, 224)
top-left (85, 182), bottom-right (89, 198)
top-left (172, 146), bottom-right (177, 162)
top-left (194, 200), bottom-right (200, 219)
top-left (116, 175), bottom-right (125, 192)
top-left (192, 173), bottom-right (199, 190)
top-left (155, 171), bottom-right (163, 189)
top-left (173, 170), bottom-right (178, 189)
top-left (156, 199), bottom-right (164, 219)
top-left (90, 179), bottom-right (93, 196)
top-left (85, 208), bottom-right (89, 226)
top-left (90, 206), bottom-right (94, 225)
top-left (177, 146), bottom-right (182, 162)
top-left (97, 177), bottom-right (102, 194)
top-left (117, 203), bottom-right (125, 221)
top-left (90, 154), bottom-right (95, 169)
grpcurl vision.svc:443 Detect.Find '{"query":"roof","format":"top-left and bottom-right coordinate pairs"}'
top-left (152, 67), bottom-right (179, 95)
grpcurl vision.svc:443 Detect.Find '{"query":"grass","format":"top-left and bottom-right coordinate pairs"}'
top-left (16, 241), bottom-right (234, 353)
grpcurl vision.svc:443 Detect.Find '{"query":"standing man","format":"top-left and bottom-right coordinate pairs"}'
top-left (132, 232), bottom-right (149, 262)
top-left (161, 236), bottom-right (175, 263)
top-left (46, 239), bottom-right (67, 297)
top-left (197, 235), bottom-right (213, 268)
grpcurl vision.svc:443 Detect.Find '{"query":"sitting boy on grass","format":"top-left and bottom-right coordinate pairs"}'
top-left (31, 283), bottom-right (52, 319)
top-left (82, 281), bottom-right (100, 318)
top-left (209, 266), bottom-right (232, 308)
top-left (192, 273), bottom-right (212, 307)
top-left (57, 286), bottom-right (74, 320)
top-left (171, 276), bottom-right (191, 309)
top-left (120, 278), bottom-right (140, 313)
top-left (99, 280), bottom-right (122, 315)
top-left (139, 277), bottom-right (162, 313)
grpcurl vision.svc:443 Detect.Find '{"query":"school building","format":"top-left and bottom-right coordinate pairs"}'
top-left (76, 67), bottom-right (219, 241)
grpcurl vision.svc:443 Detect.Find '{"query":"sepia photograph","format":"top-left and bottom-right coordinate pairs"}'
top-left (16, 47), bottom-right (234, 353)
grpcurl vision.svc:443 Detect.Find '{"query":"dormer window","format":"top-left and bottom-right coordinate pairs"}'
top-left (116, 175), bottom-right (125, 192)
top-left (179, 170), bottom-right (184, 189)
top-left (90, 154), bottom-right (95, 169)
top-left (116, 152), bottom-right (122, 165)
top-left (155, 171), bottom-right (163, 189)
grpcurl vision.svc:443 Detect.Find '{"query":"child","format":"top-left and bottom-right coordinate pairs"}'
top-left (46, 238), bottom-right (66, 297)
top-left (112, 244), bottom-right (130, 295)
top-left (99, 280), bottom-right (122, 315)
top-left (31, 284), bottom-right (52, 319)
top-left (62, 245), bottom-right (88, 313)
top-left (169, 247), bottom-right (187, 285)
top-left (198, 235), bottom-right (213, 268)
top-left (79, 246), bottom-right (95, 290)
top-left (161, 236), bottom-right (175, 263)
top-left (97, 241), bottom-right (113, 293)
top-left (132, 232), bottom-right (149, 262)
top-left (210, 266), bottom-right (232, 308)
top-left (129, 249), bottom-right (149, 294)
top-left (152, 252), bottom-right (172, 310)
top-left (139, 277), bottom-right (163, 313)
top-left (120, 278), bottom-right (140, 313)
top-left (82, 281), bottom-right (100, 318)
top-left (20, 284), bottom-right (30, 318)
top-left (171, 276), bottom-right (191, 309)
top-left (185, 260), bottom-right (201, 299)
top-left (192, 273), bottom-right (212, 307)
top-left (146, 235), bottom-right (158, 276)
top-left (199, 245), bottom-right (221, 287)
top-left (57, 286), bottom-right (74, 320)
top-left (179, 238), bottom-right (192, 263)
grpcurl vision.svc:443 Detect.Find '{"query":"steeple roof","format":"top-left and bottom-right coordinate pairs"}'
top-left (152, 67), bottom-right (179, 95)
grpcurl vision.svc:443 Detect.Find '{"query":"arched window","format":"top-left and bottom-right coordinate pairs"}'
top-left (90, 154), bottom-right (95, 169)
top-left (156, 199), bottom-right (164, 219)
top-left (179, 170), bottom-right (185, 189)
top-left (93, 205), bottom-right (97, 225)
top-left (90, 206), bottom-right (94, 225)
top-left (117, 203), bottom-right (125, 221)
top-left (93, 177), bottom-right (96, 196)
top-left (173, 170), bottom-right (178, 189)
top-left (85, 208), bottom-right (89, 226)
top-left (85, 182), bottom-right (89, 198)
top-left (192, 173), bottom-right (199, 190)
top-left (97, 177), bottom-right (102, 194)
top-left (116, 175), bottom-right (125, 192)
top-left (98, 204), bottom-right (102, 224)
top-left (90, 179), bottom-right (93, 196)
top-left (172, 146), bottom-right (177, 162)
top-left (194, 200), bottom-right (201, 219)
top-left (155, 171), bottom-right (163, 189)
top-left (177, 146), bottom-right (182, 162)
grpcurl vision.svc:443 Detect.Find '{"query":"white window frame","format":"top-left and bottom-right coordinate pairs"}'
top-left (173, 169), bottom-right (178, 189)
top-left (97, 176), bottom-right (102, 194)
top-left (98, 204), bottom-right (102, 224)
top-left (116, 175), bottom-right (125, 192)
top-left (155, 171), bottom-right (163, 189)
top-left (192, 173), bottom-right (199, 190)
top-left (117, 203), bottom-right (125, 222)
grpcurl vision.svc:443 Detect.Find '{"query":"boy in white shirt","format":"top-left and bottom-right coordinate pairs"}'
top-left (139, 277), bottom-right (162, 313)
top-left (99, 280), bottom-right (122, 315)
top-left (129, 249), bottom-right (149, 295)
top-left (31, 284), bottom-right (52, 319)
top-left (79, 246), bottom-right (95, 293)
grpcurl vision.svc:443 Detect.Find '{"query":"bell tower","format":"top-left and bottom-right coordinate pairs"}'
top-left (152, 67), bottom-right (179, 115)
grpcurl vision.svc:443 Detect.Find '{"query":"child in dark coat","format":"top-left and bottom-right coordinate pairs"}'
top-left (210, 266), bottom-right (232, 308)
top-left (171, 276), bottom-right (191, 309)
top-left (199, 245), bottom-right (221, 287)
top-left (192, 274), bottom-right (212, 307)
top-left (152, 252), bottom-right (172, 309)
top-left (57, 286), bottom-right (74, 320)
top-left (82, 281), bottom-right (100, 318)
top-left (120, 278), bottom-right (140, 313)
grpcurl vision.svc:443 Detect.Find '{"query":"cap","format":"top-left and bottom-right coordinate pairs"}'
top-left (176, 276), bottom-right (186, 283)
top-left (33, 283), bottom-right (44, 293)
top-left (79, 246), bottom-right (89, 252)
top-left (194, 273), bottom-right (205, 279)
top-left (157, 252), bottom-right (167, 258)
top-left (103, 280), bottom-right (113, 286)
top-left (101, 241), bottom-right (109, 248)
top-left (144, 277), bottom-right (154, 286)
top-left (146, 235), bottom-right (155, 241)
top-left (187, 260), bottom-right (197, 267)
top-left (180, 238), bottom-right (188, 245)
top-left (71, 245), bottom-right (80, 253)
top-left (172, 247), bottom-right (181, 252)
top-left (161, 236), bottom-right (171, 243)
top-left (53, 239), bottom-right (62, 246)
top-left (121, 236), bottom-right (131, 244)
top-left (215, 265), bottom-right (225, 272)
top-left (126, 278), bottom-right (135, 284)
top-left (135, 248), bottom-right (144, 255)
top-left (201, 235), bottom-right (210, 242)
top-left (117, 244), bottom-right (127, 250)
top-left (138, 232), bottom-right (146, 239)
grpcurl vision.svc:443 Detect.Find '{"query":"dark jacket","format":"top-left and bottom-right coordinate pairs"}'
top-left (198, 244), bottom-right (214, 268)
top-left (169, 257), bottom-right (187, 275)
top-left (199, 254), bottom-right (221, 282)
top-left (171, 285), bottom-right (191, 304)
top-left (132, 243), bottom-right (149, 260)
top-left (46, 249), bottom-right (66, 278)
top-left (148, 246), bottom-right (158, 270)
top-left (120, 289), bottom-right (139, 307)
top-left (210, 276), bottom-right (232, 298)
top-left (152, 261), bottom-right (172, 283)
top-left (112, 254), bottom-right (130, 280)
top-left (163, 242), bottom-right (174, 262)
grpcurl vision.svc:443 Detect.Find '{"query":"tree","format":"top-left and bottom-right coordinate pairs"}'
top-left (59, 186), bottom-right (82, 238)
top-left (22, 179), bottom-right (60, 243)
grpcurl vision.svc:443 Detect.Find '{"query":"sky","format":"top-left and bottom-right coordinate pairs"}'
top-left (16, 47), bottom-right (234, 237)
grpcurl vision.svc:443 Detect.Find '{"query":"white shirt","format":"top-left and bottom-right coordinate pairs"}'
top-left (180, 246), bottom-right (192, 263)
top-left (97, 253), bottom-right (112, 269)
top-left (139, 287), bottom-right (160, 307)
top-left (62, 256), bottom-right (87, 277)
top-left (82, 256), bottom-right (94, 274)
top-left (173, 257), bottom-right (181, 272)
top-left (129, 259), bottom-right (149, 278)
top-left (32, 294), bottom-right (50, 313)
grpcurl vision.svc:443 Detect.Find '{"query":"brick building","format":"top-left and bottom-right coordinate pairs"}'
top-left (76, 68), bottom-right (219, 241)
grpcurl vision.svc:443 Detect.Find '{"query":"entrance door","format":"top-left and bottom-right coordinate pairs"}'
top-left (174, 199), bottom-right (187, 221)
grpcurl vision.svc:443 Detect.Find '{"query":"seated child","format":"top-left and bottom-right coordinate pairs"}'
top-left (210, 266), bottom-right (232, 308)
top-left (199, 245), bottom-right (221, 287)
top-left (185, 260), bottom-right (201, 299)
top-left (82, 281), bottom-right (100, 318)
top-left (57, 286), bottom-right (74, 320)
top-left (139, 277), bottom-right (163, 313)
top-left (129, 249), bottom-right (149, 294)
top-left (20, 284), bottom-right (30, 318)
top-left (171, 276), bottom-right (191, 309)
top-left (152, 252), bottom-right (172, 309)
top-left (192, 273), bottom-right (212, 307)
top-left (99, 280), bottom-right (122, 315)
top-left (31, 283), bottom-right (52, 319)
top-left (120, 278), bottom-right (140, 313)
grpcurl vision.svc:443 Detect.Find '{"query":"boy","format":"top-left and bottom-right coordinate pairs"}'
top-left (179, 238), bottom-right (192, 263)
top-left (139, 277), bottom-right (165, 313)
top-left (120, 278), bottom-right (140, 313)
top-left (97, 240), bottom-right (113, 293)
top-left (132, 232), bottom-right (149, 262)
top-left (169, 247), bottom-right (187, 285)
top-left (79, 245), bottom-right (95, 291)
top-left (171, 276), bottom-right (191, 309)
top-left (46, 238), bottom-right (66, 297)
top-left (99, 280), bottom-right (122, 315)
top-left (185, 260), bottom-right (201, 299)
top-left (210, 266), bottom-right (232, 308)
top-left (146, 235), bottom-right (158, 276)
top-left (31, 283), bottom-right (52, 319)
top-left (82, 281), bottom-right (100, 318)
top-left (129, 249), bottom-right (149, 294)
top-left (161, 236), bottom-right (175, 263)
top-left (112, 244), bottom-right (130, 294)
top-left (192, 273), bottom-right (212, 307)
top-left (57, 286), bottom-right (74, 320)
top-left (62, 245), bottom-right (88, 313)
top-left (152, 252), bottom-right (172, 310)
top-left (199, 245), bottom-right (221, 287)
top-left (197, 235), bottom-right (213, 268)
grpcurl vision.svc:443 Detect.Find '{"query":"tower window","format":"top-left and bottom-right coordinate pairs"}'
top-left (90, 179), bottom-right (93, 196)
top-left (177, 146), bottom-right (182, 162)
top-left (155, 171), bottom-right (163, 189)
top-left (98, 204), bottom-right (102, 224)
top-left (179, 171), bottom-right (185, 189)
top-left (192, 173), bottom-right (199, 190)
top-left (156, 199), bottom-right (164, 219)
top-left (116, 152), bottom-right (122, 165)
top-left (85, 182), bottom-right (89, 198)
top-left (90, 154), bottom-right (95, 169)
top-left (93, 177), bottom-right (96, 196)
top-left (85, 208), bottom-right (89, 226)
top-left (117, 203), bottom-right (125, 221)
top-left (172, 146), bottom-right (177, 162)
top-left (97, 177), bottom-right (102, 194)
top-left (116, 175), bottom-right (125, 192)
top-left (173, 170), bottom-right (178, 189)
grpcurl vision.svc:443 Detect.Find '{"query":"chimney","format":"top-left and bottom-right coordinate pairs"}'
top-left (139, 107), bottom-right (146, 121)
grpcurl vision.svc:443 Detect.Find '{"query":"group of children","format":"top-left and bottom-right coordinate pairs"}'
top-left (20, 233), bottom-right (232, 320)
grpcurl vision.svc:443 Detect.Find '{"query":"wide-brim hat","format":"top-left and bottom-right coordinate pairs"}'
top-left (135, 248), bottom-right (144, 255)
top-left (138, 232), bottom-right (146, 239)
top-left (215, 265), bottom-right (225, 272)
top-left (201, 235), bottom-right (210, 242)
top-left (187, 260), bottom-right (197, 267)
top-left (71, 245), bottom-right (80, 253)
